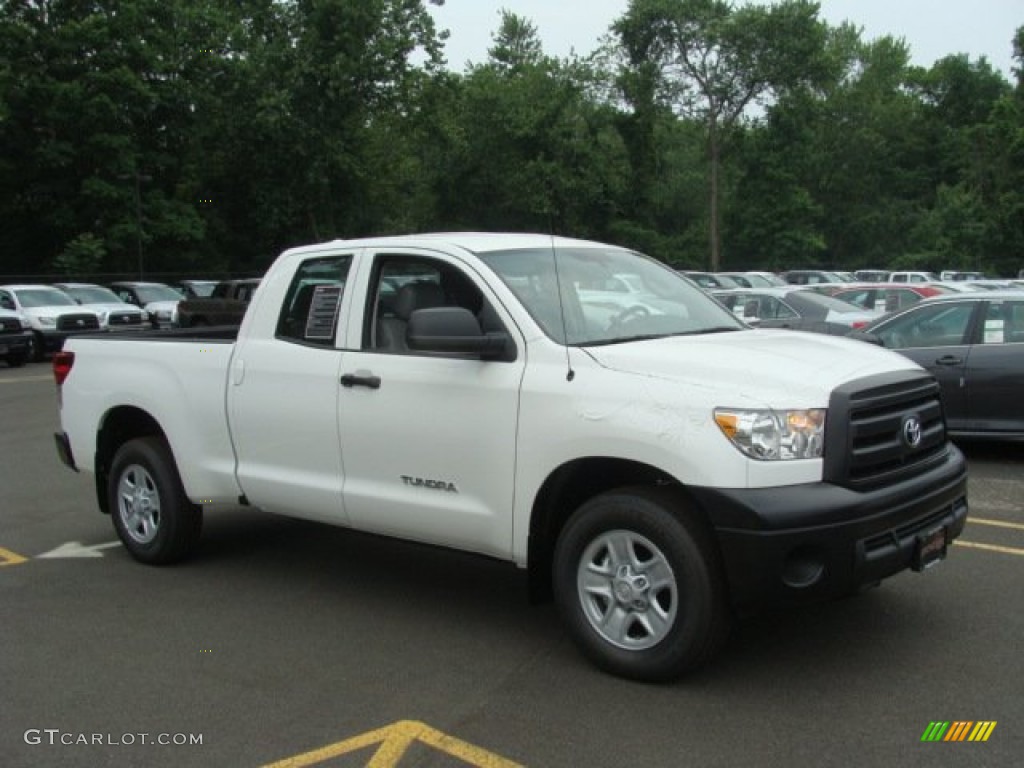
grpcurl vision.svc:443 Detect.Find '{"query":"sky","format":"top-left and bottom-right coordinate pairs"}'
top-left (427, 0), bottom-right (1020, 80)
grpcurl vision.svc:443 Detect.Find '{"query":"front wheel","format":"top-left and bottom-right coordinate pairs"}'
top-left (30, 332), bottom-right (44, 362)
top-left (108, 437), bottom-right (202, 564)
top-left (553, 487), bottom-right (731, 682)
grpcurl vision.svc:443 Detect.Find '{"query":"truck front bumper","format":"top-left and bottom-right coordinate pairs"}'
top-left (689, 443), bottom-right (968, 613)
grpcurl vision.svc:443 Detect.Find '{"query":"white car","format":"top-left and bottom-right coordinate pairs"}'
top-left (54, 283), bottom-right (147, 331)
top-left (0, 284), bottom-right (102, 360)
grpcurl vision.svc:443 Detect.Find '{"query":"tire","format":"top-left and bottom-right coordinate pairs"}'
top-left (30, 332), bottom-right (44, 362)
top-left (108, 437), bottom-right (202, 564)
top-left (553, 487), bottom-right (731, 682)
top-left (6, 351), bottom-right (26, 368)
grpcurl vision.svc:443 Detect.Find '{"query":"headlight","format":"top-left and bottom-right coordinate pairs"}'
top-left (19, 318), bottom-right (30, 330)
top-left (37, 316), bottom-right (57, 327)
top-left (714, 408), bottom-right (826, 460)
top-left (153, 309), bottom-right (171, 320)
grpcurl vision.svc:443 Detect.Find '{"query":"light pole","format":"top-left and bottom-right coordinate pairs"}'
top-left (119, 171), bottom-right (151, 279)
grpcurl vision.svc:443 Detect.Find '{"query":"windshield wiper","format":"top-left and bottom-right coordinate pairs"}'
top-left (580, 334), bottom-right (666, 347)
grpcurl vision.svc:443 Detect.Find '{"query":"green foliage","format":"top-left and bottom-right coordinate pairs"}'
top-left (53, 232), bottom-right (106, 276)
top-left (0, 2), bottom-right (1021, 281)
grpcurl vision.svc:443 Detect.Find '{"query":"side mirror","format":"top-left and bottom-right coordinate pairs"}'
top-left (407, 307), bottom-right (515, 361)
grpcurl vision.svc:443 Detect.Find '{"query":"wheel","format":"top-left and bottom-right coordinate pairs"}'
top-left (30, 332), bottom-right (44, 362)
top-left (108, 437), bottom-right (202, 564)
top-left (6, 350), bottom-right (26, 368)
top-left (553, 487), bottom-right (731, 682)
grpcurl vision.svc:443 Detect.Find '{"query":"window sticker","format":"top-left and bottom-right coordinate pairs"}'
top-left (305, 284), bottom-right (343, 340)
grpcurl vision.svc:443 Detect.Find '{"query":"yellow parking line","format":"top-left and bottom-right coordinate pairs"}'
top-left (0, 547), bottom-right (29, 566)
top-left (968, 517), bottom-right (1024, 532)
top-left (954, 540), bottom-right (1024, 557)
top-left (262, 720), bottom-right (523, 768)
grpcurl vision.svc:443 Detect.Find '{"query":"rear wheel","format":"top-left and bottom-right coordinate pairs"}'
top-left (6, 350), bottom-right (26, 367)
top-left (554, 487), bottom-right (731, 682)
top-left (108, 437), bottom-right (202, 564)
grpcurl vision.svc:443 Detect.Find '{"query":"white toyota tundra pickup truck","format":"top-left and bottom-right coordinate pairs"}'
top-left (53, 233), bottom-right (968, 681)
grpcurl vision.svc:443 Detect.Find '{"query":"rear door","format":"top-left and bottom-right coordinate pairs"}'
top-left (228, 252), bottom-right (355, 524)
top-left (964, 299), bottom-right (1024, 433)
top-left (337, 247), bottom-right (526, 558)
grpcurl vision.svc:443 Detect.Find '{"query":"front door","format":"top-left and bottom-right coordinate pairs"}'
top-left (337, 249), bottom-right (525, 558)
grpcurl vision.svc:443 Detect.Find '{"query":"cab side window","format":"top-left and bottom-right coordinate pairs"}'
top-left (365, 255), bottom-right (501, 355)
top-left (276, 256), bottom-right (352, 346)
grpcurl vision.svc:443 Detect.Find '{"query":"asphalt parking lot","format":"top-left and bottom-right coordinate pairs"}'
top-left (2, 363), bottom-right (1022, 767)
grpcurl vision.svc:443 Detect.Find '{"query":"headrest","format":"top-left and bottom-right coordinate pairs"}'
top-left (394, 281), bottom-right (444, 320)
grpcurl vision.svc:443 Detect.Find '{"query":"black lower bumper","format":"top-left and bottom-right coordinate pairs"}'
top-left (0, 332), bottom-right (32, 357)
top-left (689, 444), bottom-right (968, 613)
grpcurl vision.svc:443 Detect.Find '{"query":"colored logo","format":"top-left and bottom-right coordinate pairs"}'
top-left (921, 721), bottom-right (997, 742)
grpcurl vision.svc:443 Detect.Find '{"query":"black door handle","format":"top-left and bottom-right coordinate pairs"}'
top-left (934, 355), bottom-right (962, 366)
top-left (340, 373), bottom-right (381, 389)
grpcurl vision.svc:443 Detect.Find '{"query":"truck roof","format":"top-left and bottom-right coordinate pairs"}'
top-left (285, 232), bottom-right (620, 257)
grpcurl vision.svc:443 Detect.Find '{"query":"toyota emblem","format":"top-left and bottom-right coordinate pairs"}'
top-left (901, 415), bottom-right (923, 448)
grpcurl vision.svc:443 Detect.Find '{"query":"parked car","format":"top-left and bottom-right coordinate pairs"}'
top-left (679, 271), bottom-right (740, 290)
top-left (713, 287), bottom-right (876, 334)
top-left (780, 269), bottom-right (852, 285)
top-left (108, 281), bottom-right (185, 328)
top-left (173, 279), bottom-right (219, 299)
top-left (717, 271), bottom-right (785, 288)
top-left (0, 284), bottom-right (101, 360)
top-left (854, 269), bottom-right (891, 282)
top-left (853, 291), bottom-right (1024, 439)
top-left (829, 283), bottom-right (951, 315)
top-left (54, 283), bottom-right (147, 331)
top-left (176, 278), bottom-right (261, 328)
top-left (888, 271), bottom-right (941, 283)
top-left (54, 231), bottom-right (968, 681)
top-left (0, 307), bottom-right (33, 366)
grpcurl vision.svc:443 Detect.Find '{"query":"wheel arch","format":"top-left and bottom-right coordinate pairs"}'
top-left (94, 406), bottom-right (169, 514)
top-left (526, 457), bottom-right (714, 604)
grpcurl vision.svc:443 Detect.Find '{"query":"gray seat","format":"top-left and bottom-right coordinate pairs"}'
top-left (376, 281), bottom-right (444, 352)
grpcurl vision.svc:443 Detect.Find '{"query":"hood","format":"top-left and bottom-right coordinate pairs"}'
top-left (21, 305), bottom-right (98, 317)
top-left (582, 329), bottom-right (922, 407)
top-left (74, 302), bottom-right (144, 314)
top-left (143, 301), bottom-right (179, 312)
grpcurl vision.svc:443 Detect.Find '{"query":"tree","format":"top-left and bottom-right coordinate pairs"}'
top-left (612, 0), bottom-right (828, 269)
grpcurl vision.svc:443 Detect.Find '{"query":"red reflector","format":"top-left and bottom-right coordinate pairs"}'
top-left (53, 350), bottom-right (75, 386)
top-left (850, 320), bottom-right (869, 329)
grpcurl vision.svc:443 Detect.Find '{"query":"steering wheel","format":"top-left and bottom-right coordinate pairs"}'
top-left (607, 304), bottom-right (650, 332)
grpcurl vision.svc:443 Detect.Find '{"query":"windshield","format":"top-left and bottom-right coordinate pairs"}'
top-left (136, 285), bottom-right (184, 303)
top-left (479, 246), bottom-right (744, 345)
top-left (14, 288), bottom-right (77, 308)
top-left (63, 286), bottom-right (124, 304)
